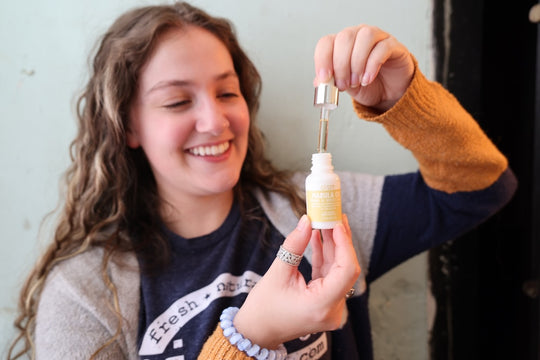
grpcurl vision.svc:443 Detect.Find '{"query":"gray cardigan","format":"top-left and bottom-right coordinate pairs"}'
top-left (35, 172), bottom-right (384, 359)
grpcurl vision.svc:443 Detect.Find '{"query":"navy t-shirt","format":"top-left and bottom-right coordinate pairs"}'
top-left (136, 195), bottom-right (358, 359)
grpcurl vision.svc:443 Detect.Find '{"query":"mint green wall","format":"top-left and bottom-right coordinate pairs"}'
top-left (0, 1), bottom-right (432, 358)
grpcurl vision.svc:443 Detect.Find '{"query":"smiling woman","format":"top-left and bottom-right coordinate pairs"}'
top-left (127, 26), bottom-right (251, 237)
top-left (5, 2), bottom-right (516, 360)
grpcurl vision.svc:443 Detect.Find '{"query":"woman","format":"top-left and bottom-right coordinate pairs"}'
top-left (9, 2), bottom-right (516, 360)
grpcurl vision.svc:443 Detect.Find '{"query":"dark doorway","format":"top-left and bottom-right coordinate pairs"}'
top-left (429, 1), bottom-right (540, 359)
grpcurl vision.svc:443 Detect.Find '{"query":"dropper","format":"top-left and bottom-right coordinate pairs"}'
top-left (313, 77), bottom-right (339, 152)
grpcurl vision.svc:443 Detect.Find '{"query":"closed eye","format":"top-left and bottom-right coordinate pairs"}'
top-left (164, 100), bottom-right (191, 109)
top-left (218, 92), bottom-right (239, 99)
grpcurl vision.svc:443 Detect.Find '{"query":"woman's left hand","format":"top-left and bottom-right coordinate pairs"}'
top-left (313, 25), bottom-right (415, 112)
top-left (233, 214), bottom-right (360, 349)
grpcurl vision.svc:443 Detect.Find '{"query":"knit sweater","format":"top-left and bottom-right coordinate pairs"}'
top-left (34, 65), bottom-right (517, 359)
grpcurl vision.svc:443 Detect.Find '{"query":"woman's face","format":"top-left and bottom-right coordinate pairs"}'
top-left (128, 26), bottom-right (250, 203)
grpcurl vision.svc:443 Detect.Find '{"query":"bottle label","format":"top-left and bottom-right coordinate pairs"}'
top-left (306, 189), bottom-right (342, 223)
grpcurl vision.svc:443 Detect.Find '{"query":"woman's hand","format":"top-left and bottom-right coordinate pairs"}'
top-left (233, 214), bottom-right (360, 349)
top-left (314, 25), bottom-right (415, 112)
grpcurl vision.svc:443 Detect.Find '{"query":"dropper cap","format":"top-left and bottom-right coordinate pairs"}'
top-left (314, 77), bottom-right (339, 109)
top-left (314, 77), bottom-right (339, 153)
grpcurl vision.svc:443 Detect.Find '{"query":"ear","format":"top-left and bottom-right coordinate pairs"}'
top-left (126, 126), bottom-right (140, 149)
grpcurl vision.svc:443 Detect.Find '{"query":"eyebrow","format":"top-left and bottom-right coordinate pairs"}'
top-left (146, 71), bottom-right (239, 95)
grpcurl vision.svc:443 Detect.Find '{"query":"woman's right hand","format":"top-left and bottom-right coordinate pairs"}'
top-left (233, 214), bottom-right (361, 349)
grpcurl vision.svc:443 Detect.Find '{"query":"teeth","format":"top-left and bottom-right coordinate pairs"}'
top-left (189, 141), bottom-right (230, 156)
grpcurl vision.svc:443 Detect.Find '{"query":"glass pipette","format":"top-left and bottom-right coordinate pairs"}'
top-left (313, 78), bottom-right (339, 152)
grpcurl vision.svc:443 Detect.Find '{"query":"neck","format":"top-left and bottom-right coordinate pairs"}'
top-left (160, 190), bottom-right (235, 239)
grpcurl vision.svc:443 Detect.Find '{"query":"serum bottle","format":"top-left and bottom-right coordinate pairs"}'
top-left (306, 78), bottom-right (342, 229)
top-left (306, 153), bottom-right (342, 229)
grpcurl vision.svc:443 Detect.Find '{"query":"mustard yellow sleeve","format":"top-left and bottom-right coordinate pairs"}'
top-left (352, 59), bottom-right (508, 194)
top-left (198, 323), bottom-right (252, 360)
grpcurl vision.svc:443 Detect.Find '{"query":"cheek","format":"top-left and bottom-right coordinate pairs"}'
top-left (167, 125), bottom-right (193, 147)
top-left (239, 116), bottom-right (250, 139)
top-left (233, 106), bottom-right (251, 141)
top-left (233, 117), bottom-right (250, 157)
top-left (140, 119), bottom-right (192, 150)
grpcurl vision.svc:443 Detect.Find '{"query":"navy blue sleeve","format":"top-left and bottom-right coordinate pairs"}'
top-left (366, 168), bottom-right (517, 283)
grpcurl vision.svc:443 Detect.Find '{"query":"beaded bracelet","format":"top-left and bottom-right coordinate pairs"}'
top-left (220, 307), bottom-right (287, 360)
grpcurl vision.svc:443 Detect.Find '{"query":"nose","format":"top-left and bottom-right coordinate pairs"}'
top-left (195, 97), bottom-right (229, 135)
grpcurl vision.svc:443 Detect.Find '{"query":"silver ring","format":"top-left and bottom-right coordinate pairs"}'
top-left (276, 245), bottom-right (303, 266)
top-left (345, 288), bottom-right (355, 299)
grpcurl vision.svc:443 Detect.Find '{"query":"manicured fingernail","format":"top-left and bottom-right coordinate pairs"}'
top-left (297, 215), bottom-right (309, 230)
top-left (361, 72), bottom-right (371, 86)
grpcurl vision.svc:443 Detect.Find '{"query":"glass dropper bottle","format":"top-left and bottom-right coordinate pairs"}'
top-left (306, 78), bottom-right (342, 229)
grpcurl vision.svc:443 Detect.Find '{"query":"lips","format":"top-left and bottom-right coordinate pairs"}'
top-left (187, 141), bottom-right (230, 156)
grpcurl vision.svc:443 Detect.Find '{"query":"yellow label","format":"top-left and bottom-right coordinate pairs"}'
top-left (306, 189), bottom-right (342, 222)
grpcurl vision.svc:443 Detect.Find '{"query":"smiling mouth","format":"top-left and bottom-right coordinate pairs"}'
top-left (188, 141), bottom-right (230, 156)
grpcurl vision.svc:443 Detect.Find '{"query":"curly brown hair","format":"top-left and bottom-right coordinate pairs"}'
top-left (8, 2), bottom-right (305, 359)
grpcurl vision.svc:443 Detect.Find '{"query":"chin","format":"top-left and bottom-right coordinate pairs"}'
top-left (207, 174), bottom-right (241, 194)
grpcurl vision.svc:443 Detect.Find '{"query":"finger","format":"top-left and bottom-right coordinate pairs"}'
top-left (274, 215), bottom-right (312, 271)
top-left (320, 228), bottom-right (334, 242)
top-left (341, 213), bottom-right (352, 238)
top-left (321, 217), bottom-right (361, 300)
top-left (310, 230), bottom-right (323, 279)
top-left (313, 34), bottom-right (335, 85)
top-left (348, 26), bottom-right (390, 87)
top-left (361, 36), bottom-right (407, 86)
top-left (320, 229), bottom-right (335, 265)
top-left (331, 26), bottom-right (359, 90)
top-left (333, 214), bottom-right (354, 257)
top-left (332, 215), bottom-right (360, 278)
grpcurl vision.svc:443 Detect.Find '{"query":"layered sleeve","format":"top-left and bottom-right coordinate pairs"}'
top-left (350, 61), bottom-right (517, 281)
top-left (198, 324), bottom-right (252, 360)
top-left (353, 60), bottom-right (508, 194)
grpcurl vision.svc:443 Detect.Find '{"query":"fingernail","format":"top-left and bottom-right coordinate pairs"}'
top-left (335, 222), bottom-right (345, 231)
top-left (336, 78), bottom-right (348, 90)
top-left (350, 73), bottom-right (360, 88)
top-left (361, 72), bottom-right (371, 86)
top-left (297, 215), bottom-right (309, 231)
top-left (317, 69), bottom-right (331, 83)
